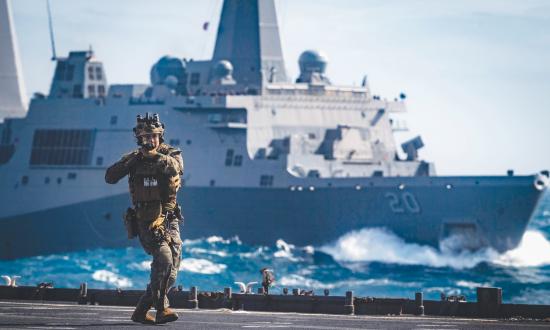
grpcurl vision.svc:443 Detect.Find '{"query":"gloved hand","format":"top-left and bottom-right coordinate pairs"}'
top-left (124, 150), bottom-right (143, 168)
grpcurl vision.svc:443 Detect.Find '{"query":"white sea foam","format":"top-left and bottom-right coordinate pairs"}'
top-left (205, 236), bottom-right (242, 245)
top-left (510, 288), bottom-right (550, 304)
top-left (321, 227), bottom-right (550, 269)
top-left (493, 231), bottom-right (550, 267)
top-left (279, 274), bottom-right (420, 289)
top-left (128, 261), bottom-right (150, 271)
top-left (279, 274), bottom-right (325, 288)
top-left (76, 260), bottom-right (92, 271)
top-left (239, 247), bottom-right (268, 259)
top-left (425, 286), bottom-right (462, 296)
top-left (92, 270), bottom-right (132, 288)
top-left (303, 245), bottom-right (315, 255)
top-left (183, 236), bottom-right (241, 246)
top-left (276, 239), bottom-right (295, 252)
top-left (206, 236), bottom-right (228, 244)
top-left (188, 247), bottom-right (228, 257)
top-left (274, 239), bottom-right (301, 261)
top-left (296, 267), bottom-right (315, 277)
top-left (179, 258), bottom-right (227, 274)
top-left (182, 238), bottom-right (203, 246)
top-left (455, 280), bottom-right (490, 289)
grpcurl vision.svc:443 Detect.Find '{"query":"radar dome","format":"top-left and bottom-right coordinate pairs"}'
top-left (213, 60), bottom-right (234, 78)
top-left (150, 56), bottom-right (186, 86)
top-left (164, 75), bottom-right (178, 90)
top-left (298, 50), bottom-right (328, 74)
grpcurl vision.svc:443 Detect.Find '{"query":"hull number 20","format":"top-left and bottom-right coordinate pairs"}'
top-left (385, 192), bottom-right (421, 214)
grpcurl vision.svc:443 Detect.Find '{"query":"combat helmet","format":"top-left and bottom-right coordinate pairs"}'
top-left (133, 113), bottom-right (165, 144)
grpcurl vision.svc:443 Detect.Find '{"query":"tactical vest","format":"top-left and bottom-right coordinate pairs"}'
top-left (129, 158), bottom-right (162, 203)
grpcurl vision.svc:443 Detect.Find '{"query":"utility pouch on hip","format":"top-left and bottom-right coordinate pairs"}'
top-left (174, 204), bottom-right (184, 225)
top-left (124, 207), bottom-right (139, 239)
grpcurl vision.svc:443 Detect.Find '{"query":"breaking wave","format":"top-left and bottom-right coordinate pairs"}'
top-left (493, 231), bottom-right (550, 267)
top-left (321, 228), bottom-right (550, 269)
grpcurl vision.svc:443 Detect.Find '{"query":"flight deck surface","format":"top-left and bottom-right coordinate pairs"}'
top-left (0, 300), bottom-right (547, 330)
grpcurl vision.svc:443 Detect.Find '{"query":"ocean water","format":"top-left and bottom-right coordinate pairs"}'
top-left (1, 193), bottom-right (550, 304)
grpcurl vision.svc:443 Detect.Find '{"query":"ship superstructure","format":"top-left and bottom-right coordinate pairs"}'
top-left (0, 0), bottom-right (547, 259)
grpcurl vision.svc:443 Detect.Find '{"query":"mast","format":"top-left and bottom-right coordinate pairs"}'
top-left (46, 0), bottom-right (57, 61)
top-left (0, 0), bottom-right (27, 121)
top-left (212, 0), bottom-right (287, 87)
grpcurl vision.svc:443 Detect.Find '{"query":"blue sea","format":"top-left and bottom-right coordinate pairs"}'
top-left (1, 193), bottom-right (550, 304)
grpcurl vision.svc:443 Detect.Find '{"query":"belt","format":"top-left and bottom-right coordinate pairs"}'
top-left (134, 201), bottom-right (161, 208)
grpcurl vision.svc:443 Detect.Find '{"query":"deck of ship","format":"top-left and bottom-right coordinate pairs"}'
top-left (1, 300), bottom-right (549, 329)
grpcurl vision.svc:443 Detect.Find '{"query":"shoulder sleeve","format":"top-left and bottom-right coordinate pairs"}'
top-left (158, 144), bottom-right (184, 176)
top-left (105, 150), bottom-right (140, 184)
top-left (168, 148), bottom-right (184, 175)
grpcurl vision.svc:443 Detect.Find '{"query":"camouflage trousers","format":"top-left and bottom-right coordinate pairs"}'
top-left (134, 206), bottom-right (182, 312)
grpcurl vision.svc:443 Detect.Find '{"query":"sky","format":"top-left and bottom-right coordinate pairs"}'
top-left (9, 0), bottom-right (550, 175)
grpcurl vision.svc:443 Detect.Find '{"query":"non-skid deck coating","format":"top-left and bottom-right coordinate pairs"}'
top-left (0, 300), bottom-right (548, 329)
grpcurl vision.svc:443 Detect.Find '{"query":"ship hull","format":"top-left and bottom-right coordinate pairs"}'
top-left (0, 177), bottom-right (544, 259)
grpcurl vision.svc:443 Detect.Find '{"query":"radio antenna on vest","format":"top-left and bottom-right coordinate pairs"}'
top-left (46, 0), bottom-right (57, 61)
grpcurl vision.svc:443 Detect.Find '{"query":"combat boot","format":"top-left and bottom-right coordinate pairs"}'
top-left (155, 308), bottom-right (179, 324)
top-left (131, 308), bottom-right (155, 325)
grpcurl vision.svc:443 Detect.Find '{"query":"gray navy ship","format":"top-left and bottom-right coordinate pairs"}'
top-left (0, 0), bottom-right (548, 260)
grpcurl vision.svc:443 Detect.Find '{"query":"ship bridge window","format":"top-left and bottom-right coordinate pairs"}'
top-left (98, 85), bottom-right (106, 97)
top-left (88, 66), bottom-right (95, 80)
top-left (96, 67), bottom-right (103, 80)
top-left (88, 85), bottom-right (96, 97)
top-left (30, 129), bottom-right (95, 166)
top-left (234, 155), bottom-right (243, 166)
top-left (169, 139), bottom-right (180, 146)
top-left (208, 113), bottom-right (223, 123)
top-left (225, 149), bottom-right (234, 166)
top-left (372, 170), bottom-right (384, 177)
top-left (190, 73), bottom-right (200, 85)
top-left (308, 170), bottom-right (320, 178)
top-left (67, 172), bottom-right (77, 180)
top-left (96, 156), bottom-right (103, 166)
top-left (0, 144), bottom-right (15, 165)
top-left (260, 175), bottom-right (274, 187)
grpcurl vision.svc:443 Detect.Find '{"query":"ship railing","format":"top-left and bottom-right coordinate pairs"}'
top-left (265, 84), bottom-right (368, 99)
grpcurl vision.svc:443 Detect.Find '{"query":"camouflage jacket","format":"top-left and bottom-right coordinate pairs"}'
top-left (105, 143), bottom-right (184, 211)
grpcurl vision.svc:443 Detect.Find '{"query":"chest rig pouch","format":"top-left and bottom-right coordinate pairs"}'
top-left (130, 159), bottom-right (161, 203)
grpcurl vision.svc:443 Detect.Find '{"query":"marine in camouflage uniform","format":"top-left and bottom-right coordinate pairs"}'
top-left (105, 113), bottom-right (184, 324)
